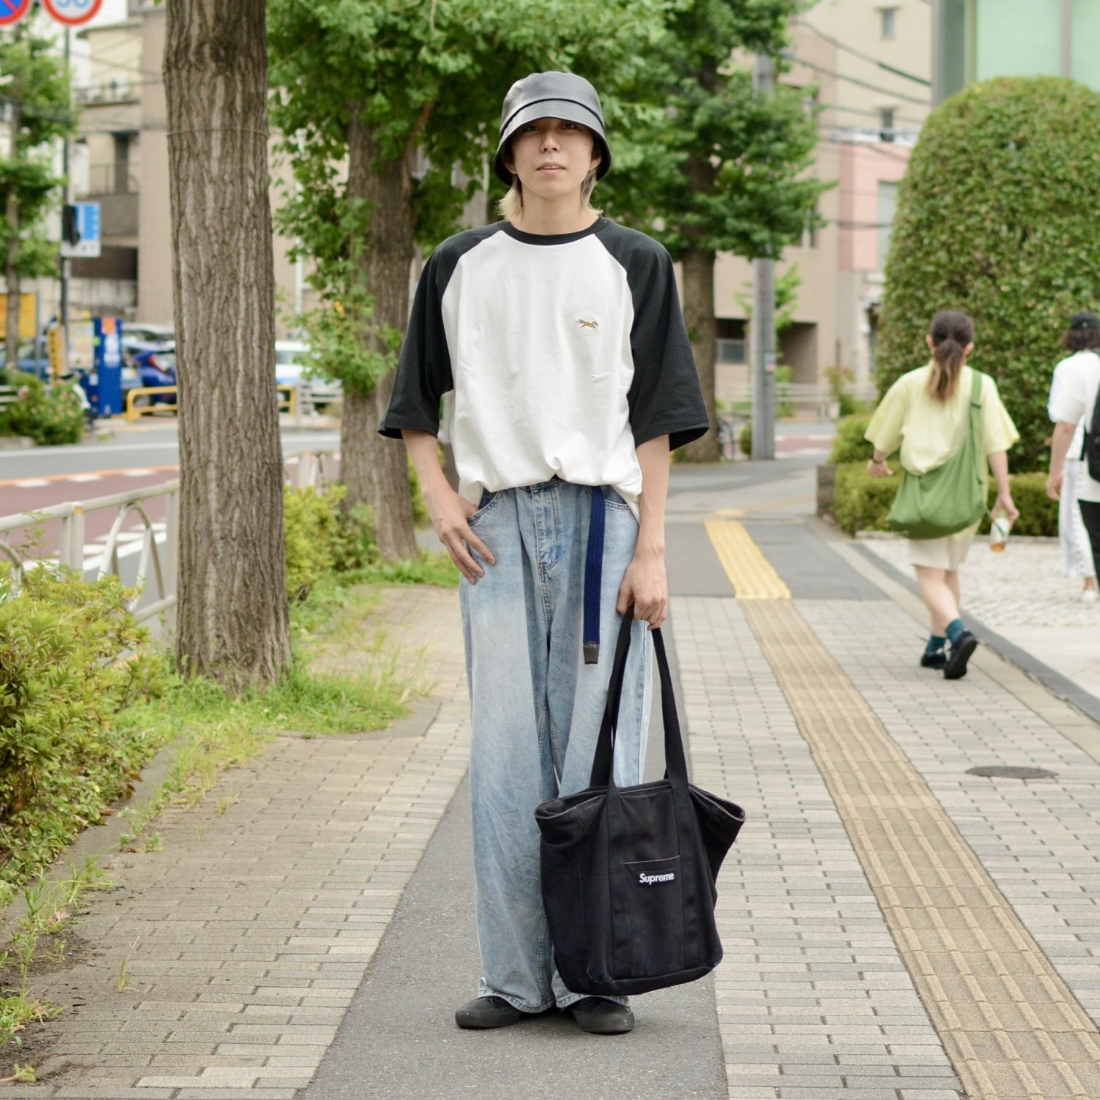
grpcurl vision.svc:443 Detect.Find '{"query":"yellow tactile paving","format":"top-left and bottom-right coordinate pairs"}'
top-left (743, 600), bottom-right (1100, 1100)
top-left (704, 519), bottom-right (791, 600)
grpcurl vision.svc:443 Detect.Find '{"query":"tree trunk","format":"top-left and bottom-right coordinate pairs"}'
top-left (342, 112), bottom-right (417, 562)
top-left (681, 246), bottom-right (720, 463)
top-left (4, 100), bottom-right (21, 369)
top-left (165, 0), bottom-right (290, 690)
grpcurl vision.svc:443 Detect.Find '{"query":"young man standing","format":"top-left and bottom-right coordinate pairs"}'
top-left (380, 72), bottom-right (708, 1035)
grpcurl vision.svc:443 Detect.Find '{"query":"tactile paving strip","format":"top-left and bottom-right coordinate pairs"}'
top-left (704, 519), bottom-right (792, 600)
top-left (743, 600), bottom-right (1100, 1100)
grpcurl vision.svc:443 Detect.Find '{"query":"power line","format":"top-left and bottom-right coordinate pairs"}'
top-left (790, 54), bottom-right (931, 106)
top-left (796, 19), bottom-right (932, 87)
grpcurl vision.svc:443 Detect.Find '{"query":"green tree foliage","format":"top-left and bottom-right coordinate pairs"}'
top-left (598, 0), bottom-right (826, 460)
top-left (877, 76), bottom-right (1100, 471)
top-left (0, 27), bottom-right (77, 359)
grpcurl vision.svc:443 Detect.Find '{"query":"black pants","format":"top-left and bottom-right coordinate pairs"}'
top-left (1080, 499), bottom-right (1100, 580)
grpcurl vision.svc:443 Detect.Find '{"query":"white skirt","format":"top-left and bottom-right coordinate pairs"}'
top-left (907, 534), bottom-right (972, 571)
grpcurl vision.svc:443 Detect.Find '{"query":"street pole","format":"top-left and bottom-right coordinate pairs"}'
top-left (751, 52), bottom-right (776, 461)
top-left (59, 27), bottom-right (71, 372)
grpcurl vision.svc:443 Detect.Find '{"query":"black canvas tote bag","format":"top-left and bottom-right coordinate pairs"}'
top-left (534, 608), bottom-right (746, 997)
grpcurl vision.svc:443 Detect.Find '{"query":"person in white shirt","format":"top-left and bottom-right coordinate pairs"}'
top-left (1047, 311), bottom-right (1100, 590)
top-left (381, 72), bottom-right (708, 1036)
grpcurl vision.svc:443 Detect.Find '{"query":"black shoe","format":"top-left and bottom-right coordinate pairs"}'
top-left (920, 649), bottom-right (946, 669)
top-left (943, 631), bottom-right (977, 680)
top-left (569, 997), bottom-right (635, 1035)
top-left (455, 995), bottom-right (526, 1029)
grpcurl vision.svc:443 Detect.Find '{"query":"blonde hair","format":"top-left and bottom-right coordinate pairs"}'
top-left (497, 161), bottom-right (602, 221)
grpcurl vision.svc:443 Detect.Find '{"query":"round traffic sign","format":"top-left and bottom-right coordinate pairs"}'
top-left (0, 0), bottom-right (33, 27)
top-left (41, 0), bottom-right (103, 25)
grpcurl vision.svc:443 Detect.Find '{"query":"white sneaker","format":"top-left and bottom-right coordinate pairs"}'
top-left (1081, 588), bottom-right (1099, 603)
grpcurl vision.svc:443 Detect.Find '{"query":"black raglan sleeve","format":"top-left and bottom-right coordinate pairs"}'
top-left (616, 233), bottom-right (709, 451)
top-left (378, 247), bottom-right (454, 439)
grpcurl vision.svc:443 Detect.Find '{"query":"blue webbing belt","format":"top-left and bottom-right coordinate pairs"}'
top-left (583, 487), bottom-right (606, 665)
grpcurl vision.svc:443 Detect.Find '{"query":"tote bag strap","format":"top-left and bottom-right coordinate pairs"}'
top-left (590, 607), bottom-right (690, 791)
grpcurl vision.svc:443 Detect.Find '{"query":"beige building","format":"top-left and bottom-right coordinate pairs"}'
top-left (64, 0), bottom-right (930, 383)
top-left (717, 0), bottom-right (932, 394)
top-left (69, 0), bottom-right (301, 334)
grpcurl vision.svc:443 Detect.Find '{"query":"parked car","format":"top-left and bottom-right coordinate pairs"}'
top-left (274, 340), bottom-right (342, 411)
top-left (122, 338), bottom-right (177, 407)
top-left (0, 337), bottom-right (49, 380)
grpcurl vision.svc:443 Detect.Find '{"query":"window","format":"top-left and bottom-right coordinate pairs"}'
top-left (880, 6), bottom-right (897, 39)
top-left (716, 338), bottom-right (746, 365)
top-left (879, 108), bottom-right (896, 142)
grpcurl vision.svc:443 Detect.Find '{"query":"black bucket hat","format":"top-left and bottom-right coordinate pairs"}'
top-left (494, 71), bottom-right (611, 186)
top-left (1070, 311), bottom-right (1100, 330)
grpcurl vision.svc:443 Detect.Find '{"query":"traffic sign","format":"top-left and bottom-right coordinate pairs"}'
top-left (0, 0), bottom-right (33, 26)
top-left (60, 202), bottom-right (101, 259)
top-left (41, 0), bottom-right (103, 26)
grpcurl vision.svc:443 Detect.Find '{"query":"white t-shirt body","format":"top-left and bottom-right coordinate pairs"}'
top-left (1049, 350), bottom-right (1100, 502)
top-left (381, 218), bottom-right (708, 515)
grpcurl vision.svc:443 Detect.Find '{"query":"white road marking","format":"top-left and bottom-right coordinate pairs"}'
top-left (122, 469), bottom-right (156, 477)
top-left (14, 479), bottom-right (50, 488)
top-left (66, 473), bottom-right (103, 482)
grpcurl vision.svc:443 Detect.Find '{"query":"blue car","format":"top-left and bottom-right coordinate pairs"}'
top-left (122, 338), bottom-right (177, 407)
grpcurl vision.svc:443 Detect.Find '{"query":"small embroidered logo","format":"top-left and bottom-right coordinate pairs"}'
top-left (639, 871), bottom-right (676, 886)
top-left (577, 318), bottom-right (599, 329)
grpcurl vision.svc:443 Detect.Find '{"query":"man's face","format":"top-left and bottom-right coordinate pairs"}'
top-left (504, 117), bottom-right (601, 199)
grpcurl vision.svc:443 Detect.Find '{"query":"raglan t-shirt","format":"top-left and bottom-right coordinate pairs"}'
top-left (1049, 350), bottom-right (1100, 503)
top-left (379, 217), bottom-right (709, 514)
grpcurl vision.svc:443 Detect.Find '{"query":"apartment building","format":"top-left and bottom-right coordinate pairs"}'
top-left (62, 0), bottom-right (932, 380)
top-left (714, 0), bottom-right (932, 395)
top-left (935, 0), bottom-right (1100, 103)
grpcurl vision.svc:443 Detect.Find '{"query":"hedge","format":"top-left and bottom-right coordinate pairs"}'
top-left (876, 76), bottom-right (1100, 472)
top-left (0, 567), bottom-right (168, 894)
top-left (0, 371), bottom-right (85, 446)
top-left (830, 466), bottom-right (1058, 537)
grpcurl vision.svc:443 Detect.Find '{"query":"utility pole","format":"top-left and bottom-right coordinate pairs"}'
top-left (58, 27), bottom-right (71, 368)
top-left (751, 52), bottom-right (776, 461)
top-left (5, 97), bottom-right (21, 368)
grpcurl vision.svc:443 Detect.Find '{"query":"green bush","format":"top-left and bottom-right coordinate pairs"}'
top-left (0, 372), bottom-right (84, 445)
top-left (831, 463), bottom-right (898, 535)
top-left (877, 76), bottom-right (1100, 472)
top-left (829, 413), bottom-right (874, 463)
top-left (829, 464), bottom-right (1059, 537)
top-left (0, 567), bottom-right (168, 890)
top-left (739, 421), bottom-right (752, 457)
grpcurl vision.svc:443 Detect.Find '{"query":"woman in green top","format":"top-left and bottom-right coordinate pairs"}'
top-left (865, 311), bottom-right (1019, 679)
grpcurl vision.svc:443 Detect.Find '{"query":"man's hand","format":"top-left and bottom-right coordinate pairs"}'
top-left (616, 547), bottom-right (668, 629)
top-left (867, 458), bottom-right (893, 478)
top-left (1046, 470), bottom-right (1063, 502)
top-left (426, 484), bottom-right (496, 584)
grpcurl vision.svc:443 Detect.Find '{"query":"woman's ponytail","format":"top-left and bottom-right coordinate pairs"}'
top-left (928, 311), bottom-right (974, 401)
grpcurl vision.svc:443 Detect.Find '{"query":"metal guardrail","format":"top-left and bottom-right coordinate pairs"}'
top-left (723, 381), bottom-right (878, 419)
top-left (125, 383), bottom-right (302, 423)
top-left (0, 450), bottom-right (338, 625)
top-left (0, 480), bottom-right (179, 625)
top-left (0, 384), bottom-right (21, 409)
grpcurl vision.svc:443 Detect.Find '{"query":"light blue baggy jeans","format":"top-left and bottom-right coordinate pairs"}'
top-left (460, 479), bottom-right (653, 1012)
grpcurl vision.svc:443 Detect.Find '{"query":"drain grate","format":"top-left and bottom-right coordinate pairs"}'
top-left (967, 765), bottom-right (1056, 780)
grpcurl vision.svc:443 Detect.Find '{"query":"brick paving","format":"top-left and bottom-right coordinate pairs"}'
top-left (5, 495), bottom-right (1100, 1099)
top-left (857, 533), bottom-right (1100, 697)
top-left (4, 587), bottom-right (469, 1100)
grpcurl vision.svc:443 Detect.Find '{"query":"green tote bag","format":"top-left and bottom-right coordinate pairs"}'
top-left (886, 369), bottom-right (985, 540)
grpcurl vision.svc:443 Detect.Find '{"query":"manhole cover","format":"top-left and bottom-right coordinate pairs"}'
top-left (966, 765), bottom-right (1056, 780)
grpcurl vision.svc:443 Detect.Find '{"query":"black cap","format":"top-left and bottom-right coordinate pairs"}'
top-left (494, 71), bottom-right (611, 186)
top-left (1070, 311), bottom-right (1100, 330)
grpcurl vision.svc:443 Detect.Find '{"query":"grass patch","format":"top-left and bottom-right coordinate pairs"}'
top-left (353, 549), bottom-right (460, 589)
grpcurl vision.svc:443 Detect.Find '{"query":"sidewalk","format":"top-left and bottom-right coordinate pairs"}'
top-left (5, 456), bottom-right (1100, 1099)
